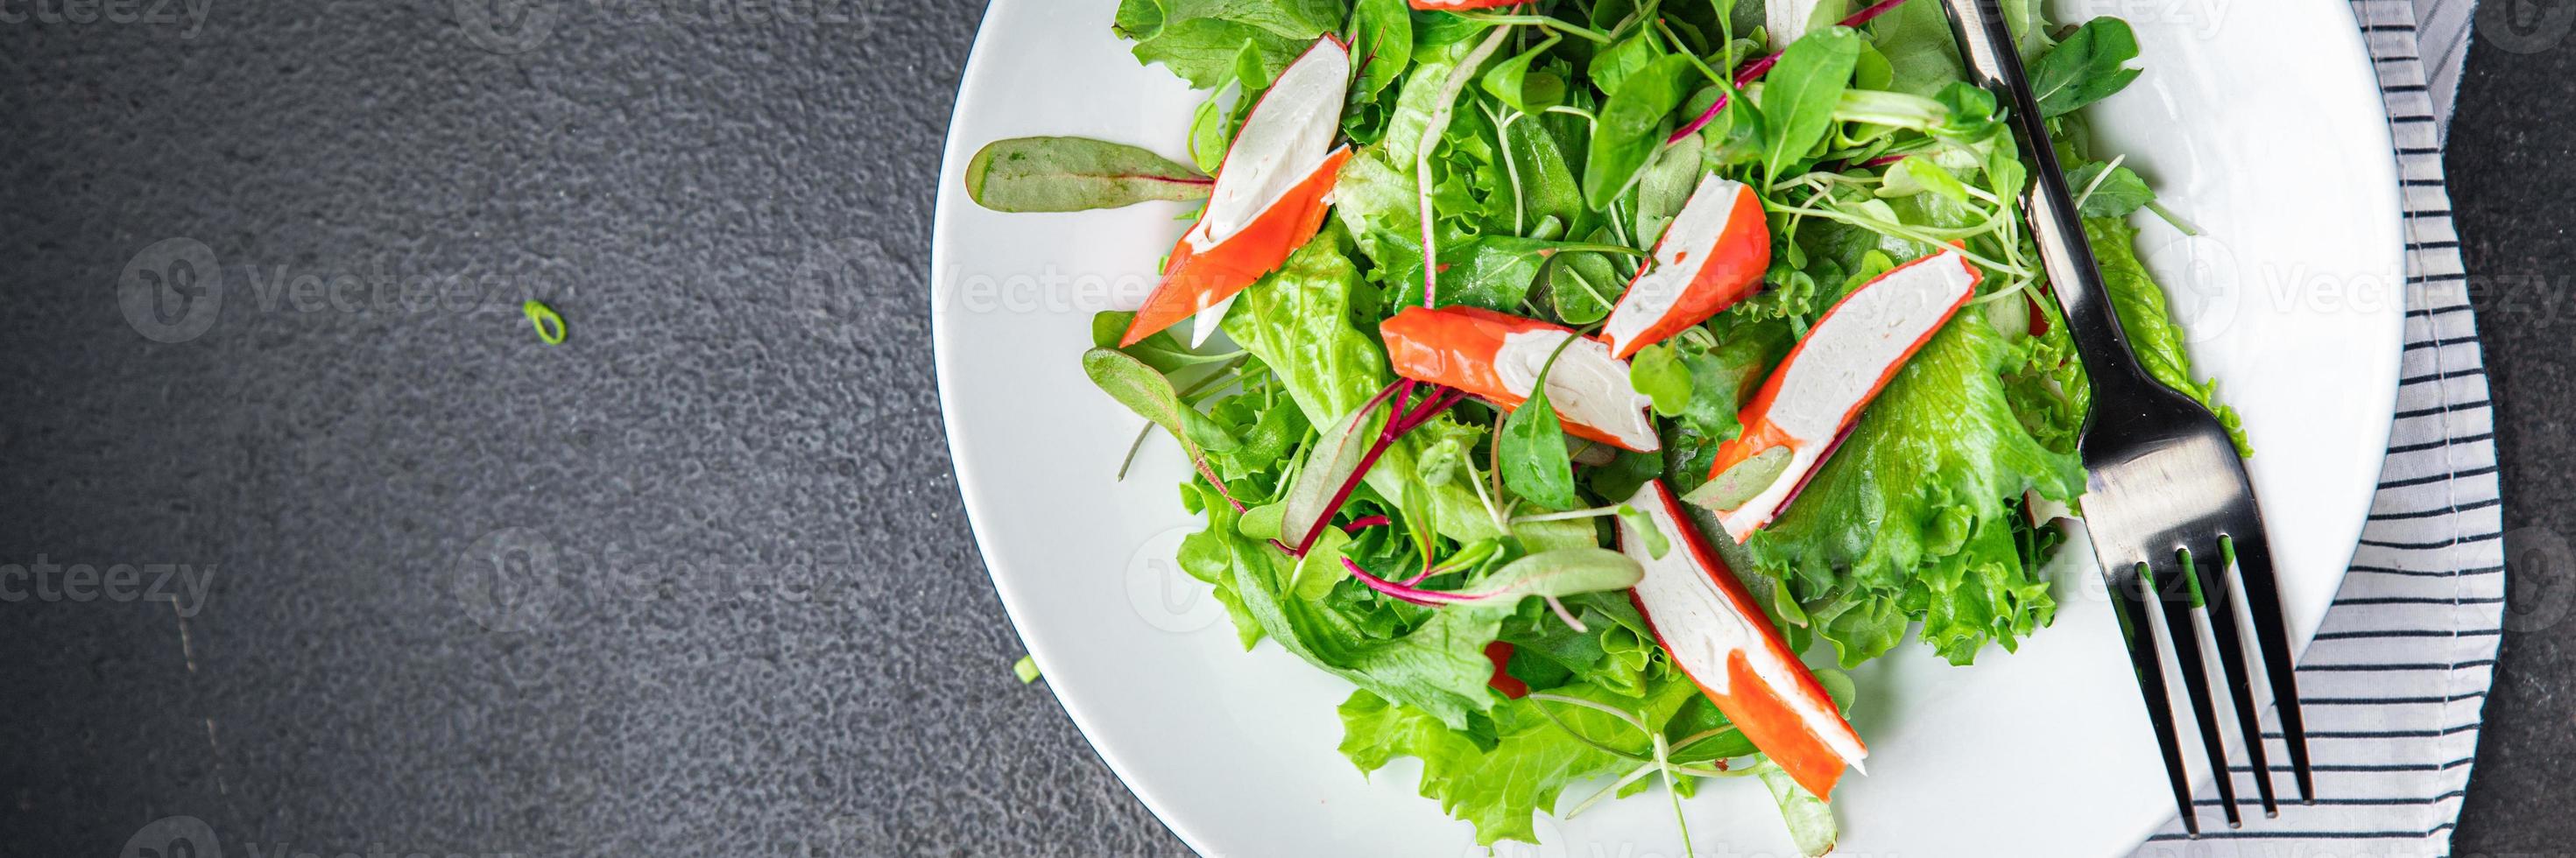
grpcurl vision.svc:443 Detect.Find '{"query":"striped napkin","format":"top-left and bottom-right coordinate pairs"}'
top-left (2130, 2), bottom-right (2500, 854)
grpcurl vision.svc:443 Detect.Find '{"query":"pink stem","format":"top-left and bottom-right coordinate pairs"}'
top-left (1344, 556), bottom-right (1473, 606)
top-left (1283, 383), bottom-right (1466, 556)
top-left (1340, 515), bottom-right (1393, 534)
top-left (1666, 0), bottom-right (1919, 145)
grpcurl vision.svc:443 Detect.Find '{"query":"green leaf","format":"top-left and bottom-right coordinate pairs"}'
top-left (1350, 0), bottom-right (1415, 97)
top-left (1012, 655), bottom-right (1041, 684)
top-left (1633, 140), bottom-right (1704, 247)
top-left (1745, 317), bottom-right (2085, 666)
top-left (1583, 54), bottom-right (1697, 210)
top-left (964, 137), bottom-right (1211, 213)
top-left (1588, 32), bottom-right (1659, 98)
top-left (2029, 18), bottom-right (2142, 117)
top-left (1629, 341), bottom-right (1693, 417)
top-left (1223, 230), bottom-right (1510, 544)
top-left (1759, 765), bottom-right (1840, 855)
top-left (1756, 27), bottom-right (1862, 182)
top-left (1091, 310), bottom-right (1233, 375)
top-left (1082, 348), bottom-right (1242, 457)
top-left (1482, 35), bottom-right (1566, 113)
top-left (1461, 547), bottom-right (1646, 602)
top-left (1614, 505), bottom-right (1670, 559)
top-left (1336, 675), bottom-right (1705, 846)
top-left (2067, 161), bottom-right (2155, 217)
top-left (1499, 337), bottom-right (1584, 512)
top-left (2086, 216), bottom-right (2249, 454)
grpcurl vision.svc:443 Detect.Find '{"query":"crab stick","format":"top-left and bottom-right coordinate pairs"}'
top-left (1697, 249), bottom-right (1980, 540)
top-left (1600, 175), bottom-right (1773, 359)
top-left (1379, 306), bottom-right (1662, 453)
top-left (1620, 479), bottom-right (1867, 799)
top-left (1122, 37), bottom-right (1353, 348)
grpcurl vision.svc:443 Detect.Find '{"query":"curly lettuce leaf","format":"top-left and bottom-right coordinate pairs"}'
top-left (1746, 315), bottom-right (2086, 666)
top-left (1112, 0), bottom-right (1349, 89)
top-left (2086, 216), bottom-right (2250, 455)
top-left (1337, 673), bottom-right (1704, 846)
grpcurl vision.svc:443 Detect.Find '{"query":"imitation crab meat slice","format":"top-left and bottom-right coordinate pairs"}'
top-left (1121, 37), bottom-right (1353, 348)
top-left (1599, 174), bottom-right (1773, 359)
top-left (1620, 479), bottom-right (1868, 798)
top-left (1695, 249), bottom-right (1981, 540)
top-left (1378, 306), bottom-right (1662, 453)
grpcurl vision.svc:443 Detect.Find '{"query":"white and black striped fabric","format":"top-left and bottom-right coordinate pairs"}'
top-left (2130, 3), bottom-right (2498, 855)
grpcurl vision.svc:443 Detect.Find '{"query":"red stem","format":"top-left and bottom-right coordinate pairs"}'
top-left (1282, 383), bottom-right (1466, 556)
top-left (1665, 0), bottom-right (1918, 145)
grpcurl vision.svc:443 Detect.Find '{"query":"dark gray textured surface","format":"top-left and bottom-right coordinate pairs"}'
top-left (0, 3), bottom-right (2561, 856)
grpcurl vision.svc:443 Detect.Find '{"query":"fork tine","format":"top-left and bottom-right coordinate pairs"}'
top-left (2226, 531), bottom-right (2314, 802)
top-left (2151, 556), bottom-right (2241, 828)
top-left (2103, 559), bottom-right (2199, 835)
top-left (2188, 541), bottom-right (2280, 816)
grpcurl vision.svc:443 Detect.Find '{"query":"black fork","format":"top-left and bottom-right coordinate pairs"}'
top-left (1932, 0), bottom-right (2314, 833)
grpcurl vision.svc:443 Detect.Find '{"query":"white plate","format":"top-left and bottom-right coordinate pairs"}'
top-left (930, 1), bottom-right (2403, 854)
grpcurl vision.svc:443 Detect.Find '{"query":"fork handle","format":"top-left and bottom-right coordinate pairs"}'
top-left (1933, 0), bottom-right (2156, 401)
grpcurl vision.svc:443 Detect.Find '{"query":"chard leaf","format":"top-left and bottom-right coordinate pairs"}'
top-left (965, 137), bottom-right (1210, 213)
top-left (1350, 0), bottom-right (1415, 97)
top-left (2029, 18), bottom-right (2142, 117)
top-left (1083, 348), bottom-right (1242, 459)
top-left (1463, 548), bottom-right (1646, 602)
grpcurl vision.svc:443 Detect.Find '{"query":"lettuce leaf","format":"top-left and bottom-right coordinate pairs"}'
top-left (2086, 216), bottom-right (2250, 455)
top-left (1337, 672), bottom-right (1704, 845)
top-left (1182, 489), bottom-right (1514, 729)
top-left (1112, 0), bottom-right (1349, 89)
top-left (1746, 315), bottom-right (2086, 666)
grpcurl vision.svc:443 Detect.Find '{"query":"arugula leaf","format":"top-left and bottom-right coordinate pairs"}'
top-left (1583, 54), bottom-right (1697, 210)
top-left (964, 137), bottom-right (1211, 213)
top-left (1756, 27), bottom-right (1862, 182)
top-left (2029, 18), bottom-right (2142, 117)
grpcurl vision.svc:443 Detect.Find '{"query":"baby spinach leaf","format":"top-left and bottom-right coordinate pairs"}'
top-left (1629, 341), bottom-right (1693, 417)
top-left (2029, 18), bottom-right (2142, 117)
top-left (1499, 338), bottom-right (1584, 511)
top-left (965, 137), bottom-right (1211, 213)
top-left (1482, 35), bottom-right (1567, 113)
top-left (1756, 27), bottom-right (1862, 182)
top-left (1582, 54), bottom-right (1697, 210)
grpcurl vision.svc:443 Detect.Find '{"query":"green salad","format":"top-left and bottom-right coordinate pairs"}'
top-left (965, 0), bottom-right (2242, 852)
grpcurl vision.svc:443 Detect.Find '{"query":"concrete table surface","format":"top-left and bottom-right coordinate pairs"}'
top-left (0, 3), bottom-right (2565, 854)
